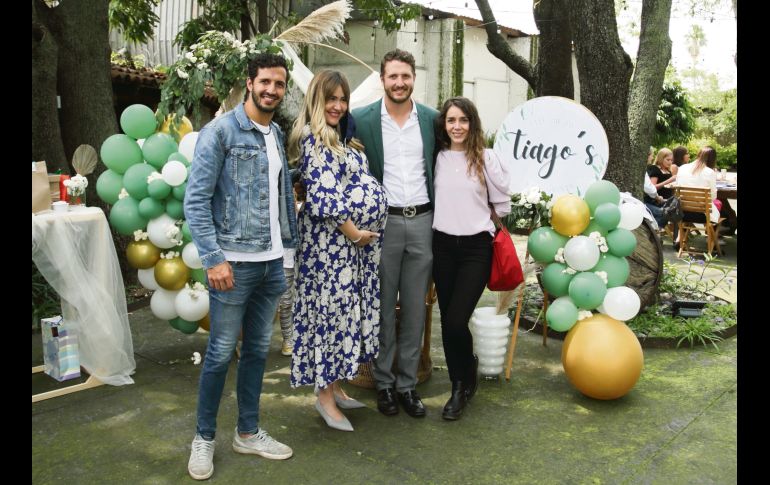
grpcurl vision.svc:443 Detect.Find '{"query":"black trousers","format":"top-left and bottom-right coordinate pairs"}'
top-left (432, 230), bottom-right (492, 383)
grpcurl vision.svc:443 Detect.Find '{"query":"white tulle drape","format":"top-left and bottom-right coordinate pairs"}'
top-left (32, 207), bottom-right (136, 386)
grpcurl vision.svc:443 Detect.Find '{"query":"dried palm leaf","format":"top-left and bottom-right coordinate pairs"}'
top-left (275, 0), bottom-right (351, 45)
top-left (72, 144), bottom-right (98, 176)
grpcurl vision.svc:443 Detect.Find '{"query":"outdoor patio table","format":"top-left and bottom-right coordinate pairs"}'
top-left (32, 206), bottom-right (135, 402)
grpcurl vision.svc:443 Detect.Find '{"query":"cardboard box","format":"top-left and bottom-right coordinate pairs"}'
top-left (41, 316), bottom-right (81, 381)
top-left (48, 174), bottom-right (61, 202)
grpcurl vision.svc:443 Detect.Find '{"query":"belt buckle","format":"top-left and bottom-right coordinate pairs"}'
top-left (403, 205), bottom-right (417, 218)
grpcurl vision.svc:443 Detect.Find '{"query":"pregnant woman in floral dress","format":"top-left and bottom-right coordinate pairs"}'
top-left (288, 70), bottom-right (387, 432)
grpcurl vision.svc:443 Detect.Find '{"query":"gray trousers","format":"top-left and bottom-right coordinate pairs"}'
top-left (373, 210), bottom-right (433, 392)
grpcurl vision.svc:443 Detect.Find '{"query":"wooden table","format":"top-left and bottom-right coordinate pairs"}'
top-left (717, 184), bottom-right (737, 200)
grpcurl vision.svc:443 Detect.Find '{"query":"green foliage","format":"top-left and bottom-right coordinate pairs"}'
top-left (485, 131), bottom-right (496, 148)
top-left (694, 88), bottom-right (737, 146)
top-left (111, 50), bottom-right (146, 69)
top-left (157, 32), bottom-right (288, 126)
top-left (452, 19), bottom-right (464, 97)
top-left (658, 255), bottom-right (735, 301)
top-left (685, 138), bottom-right (737, 169)
top-left (654, 81), bottom-right (697, 147)
top-left (174, 0), bottom-right (246, 50)
top-left (32, 261), bottom-right (60, 331)
top-left (355, 0), bottom-right (422, 34)
top-left (626, 302), bottom-right (734, 350)
top-left (109, 0), bottom-right (160, 45)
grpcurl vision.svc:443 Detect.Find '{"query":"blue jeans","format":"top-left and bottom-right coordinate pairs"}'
top-left (644, 202), bottom-right (666, 229)
top-left (196, 258), bottom-right (287, 440)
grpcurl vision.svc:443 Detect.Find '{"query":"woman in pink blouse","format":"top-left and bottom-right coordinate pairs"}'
top-left (432, 97), bottom-right (511, 420)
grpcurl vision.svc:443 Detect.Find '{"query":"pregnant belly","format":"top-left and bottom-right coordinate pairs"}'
top-left (347, 180), bottom-right (387, 231)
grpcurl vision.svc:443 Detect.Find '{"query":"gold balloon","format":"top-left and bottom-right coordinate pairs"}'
top-left (159, 115), bottom-right (193, 142)
top-left (154, 257), bottom-right (190, 291)
top-left (561, 314), bottom-right (644, 400)
top-left (126, 240), bottom-right (161, 269)
top-left (198, 313), bottom-right (210, 332)
top-left (551, 194), bottom-right (591, 236)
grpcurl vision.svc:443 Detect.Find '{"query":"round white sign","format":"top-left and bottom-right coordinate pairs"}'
top-left (494, 96), bottom-right (609, 197)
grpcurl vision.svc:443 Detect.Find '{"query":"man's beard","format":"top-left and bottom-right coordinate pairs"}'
top-left (251, 90), bottom-right (282, 113)
top-left (385, 85), bottom-right (413, 104)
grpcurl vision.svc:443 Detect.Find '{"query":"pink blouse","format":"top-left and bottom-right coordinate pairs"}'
top-left (433, 148), bottom-right (512, 236)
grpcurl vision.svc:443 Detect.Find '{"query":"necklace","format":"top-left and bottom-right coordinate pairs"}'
top-left (254, 122), bottom-right (272, 136)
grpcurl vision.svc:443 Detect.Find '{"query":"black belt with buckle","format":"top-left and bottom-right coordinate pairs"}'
top-left (388, 203), bottom-right (432, 218)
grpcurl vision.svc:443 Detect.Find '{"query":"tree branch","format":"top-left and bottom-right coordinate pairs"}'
top-left (474, 0), bottom-right (535, 89)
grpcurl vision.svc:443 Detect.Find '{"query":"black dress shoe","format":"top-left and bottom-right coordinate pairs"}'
top-left (397, 390), bottom-right (426, 418)
top-left (376, 388), bottom-right (399, 416)
top-left (442, 381), bottom-right (468, 421)
top-left (466, 354), bottom-right (479, 401)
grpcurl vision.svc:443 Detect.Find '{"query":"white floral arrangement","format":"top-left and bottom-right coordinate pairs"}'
top-left (160, 250), bottom-right (180, 259)
top-left (133, 230), bottom-right (149, 241)
top-left (63, 174), bottom-right (88, 197)
top-left (502, 186), bottom-right (554, 232)
top-left (588, 231), bottom-right (609, 253)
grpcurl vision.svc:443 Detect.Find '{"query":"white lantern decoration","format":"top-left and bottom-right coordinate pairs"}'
top-left (150, 288), bottom-right (180, 320)
top-left (162, 160), bottom-right (188, 187)
top-left (175, 286), bottom-right (210, 322)
top-left (469, 307), bottom-right (510, 378)
top-left (182, 242), bottom-right (202, 269)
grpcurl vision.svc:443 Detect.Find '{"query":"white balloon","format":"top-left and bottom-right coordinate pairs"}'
top-left (162, 160), bottom-right (188, 187)
top-left (150, 288), bottom-right (180, 320)
top-left (178, 131), bottom-right (199, 162)
top-left (599, 286), bottom-right (641, 321)
top-left (147, 213), bottom-right (178, 249)
top-left (564, 235), bottom-right (600, 271)
top-left (182, 243), bottom-right (202, 269)
top-left (137, 267), bottom-right (159, 290)
top-left (618, 203), bottom-right (645, 231)
top-left (175, 288), bottom-right (210, 322)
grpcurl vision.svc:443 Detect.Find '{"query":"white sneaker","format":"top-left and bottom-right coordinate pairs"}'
top-left (232, 427), bottom-right (293, 459)
top-left (188, 435), bottom-right (215, 480)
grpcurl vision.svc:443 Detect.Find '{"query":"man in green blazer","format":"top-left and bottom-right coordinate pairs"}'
top-left (352, 49), bottom-right (438, 418)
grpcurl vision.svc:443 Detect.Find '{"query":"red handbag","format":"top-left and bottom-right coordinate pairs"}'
top-left (487, 207), bottom-right (524, 291)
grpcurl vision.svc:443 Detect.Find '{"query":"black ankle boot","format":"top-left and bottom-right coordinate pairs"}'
top-left (466, 354), bottom-right (479, 401)
top-left (442, 381), bottom-right (468, 421)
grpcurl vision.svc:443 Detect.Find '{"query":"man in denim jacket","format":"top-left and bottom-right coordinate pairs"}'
top-left (184, 53), bottom-right (298, 481)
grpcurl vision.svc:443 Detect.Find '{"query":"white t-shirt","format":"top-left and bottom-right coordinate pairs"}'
top-left (380, 99), bottom-right (429, 207)
top-left (223, 122), bottom-right (283, 262)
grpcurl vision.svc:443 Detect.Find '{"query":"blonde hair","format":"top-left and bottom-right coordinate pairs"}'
top-left (654, 147), bottom-right (673, 169)
top-left (288, 70), bottom-right (363, 165)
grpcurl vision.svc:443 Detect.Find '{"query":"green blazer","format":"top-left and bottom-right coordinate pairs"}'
top-left (352, 99), bottom-right (439, 205)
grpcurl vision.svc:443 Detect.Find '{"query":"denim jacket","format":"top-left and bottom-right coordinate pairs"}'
top-left (184, 103), bottom-right (298, 269)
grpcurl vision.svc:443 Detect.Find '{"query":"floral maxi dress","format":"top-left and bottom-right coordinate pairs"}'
top-left (290, 130), bottom-right (387, 388)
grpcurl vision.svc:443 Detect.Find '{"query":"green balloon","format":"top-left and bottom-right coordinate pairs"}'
top-left (528, 227), bottom-right (569, 263)
top-left (165, 198), bottom-right (184, 219)
top-left (182, 221), bottom-right (193, 243)
top-left (593, 202), bottom-right (621, 231)
top-left (120, 104), bottom-right (157, 139)
top-left (592, 254), bottom-right (630, 288)
top-left (172, 182), bottom-right (187, 201)
top-left (122, 163), bottom-right (156, 200)
top-left (100, 134), bottom-right (143, 174)
top-left (190, 268), bottom-right (207, 285)
top-left (568, 272), bottom-right (607, 310)
top-left (138, 197), bottom-right (165, 219)
top-left (142, 133), bottom-right (179, 169)
top-left (606, 228), bottom-right (637, 257)
top-left (546, 297), bottom-right (579, 332)
top-left (95, 169), bottom-right (124, 205)
top-left (170, 316), bottom-right (199, 334)
top-left (584, 180), bottom-right (621, 214)
top-left (148, 179), bottom-right (172, 200)
top-left (541, 262), bottom-right (574, 297)
top-left (581, 219), bottom-right (608, 237)
top-left (167, 151), bottom-right (190, 167)
top-left (108, 197), bottom-right (147, 235)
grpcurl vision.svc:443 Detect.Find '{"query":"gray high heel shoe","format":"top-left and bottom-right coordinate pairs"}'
top-left (314, 399), bottom-right (354, 432)
top-left (313, 385), bottom-right (366, 410)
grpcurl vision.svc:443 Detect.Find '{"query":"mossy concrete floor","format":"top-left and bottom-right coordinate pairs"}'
top-left (33, 286), bottom-right (736, 484)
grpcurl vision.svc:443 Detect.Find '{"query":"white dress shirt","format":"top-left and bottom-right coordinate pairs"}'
top-left (676, 162), bottom-right (717, 200)
top-left (643, 172), bottom-right (658, 199)
top-left (380, 99), bottom-right (430, 207)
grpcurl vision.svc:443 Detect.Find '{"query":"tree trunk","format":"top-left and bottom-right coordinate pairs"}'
top-left (32, 1), bottom-right (67, 173)
top-left (569, 0), bottom-right (635, 193)
top-left (533, 0), bottom-right (573, 98)
top-left (628, 0), bottom-right (672, 199)
top-left (474, 0), bottom-right (535, 89)
top-left (257, 0), bottom-right (269, 34)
